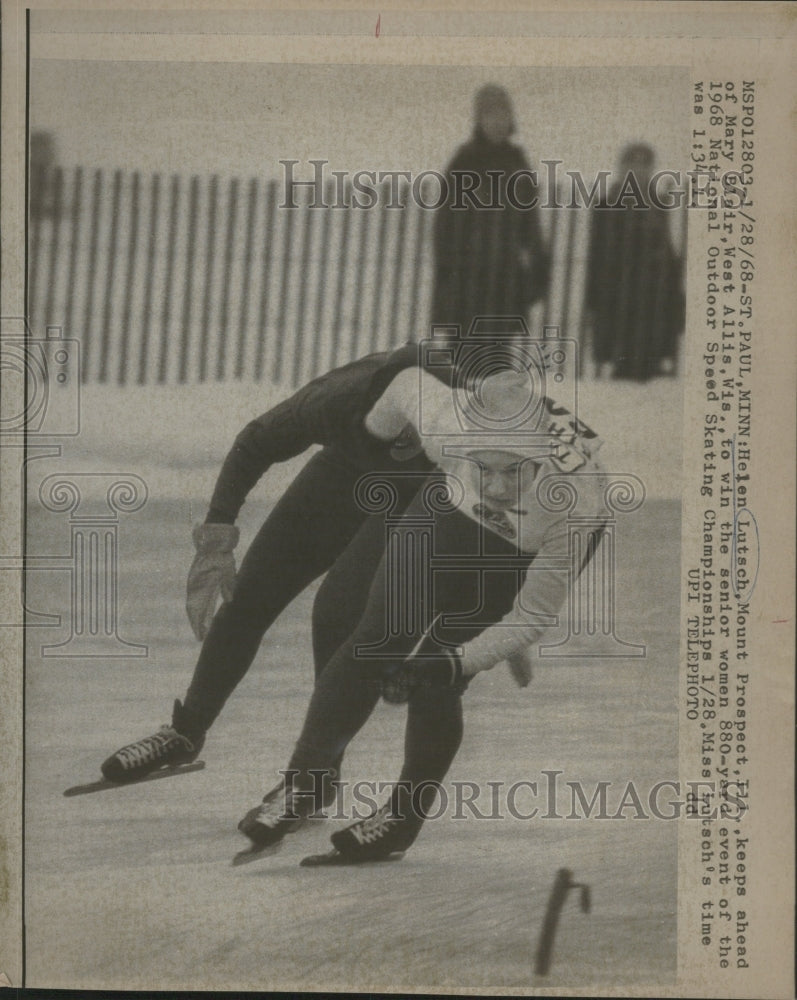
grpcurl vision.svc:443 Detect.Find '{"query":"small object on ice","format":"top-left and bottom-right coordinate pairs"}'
top-left (63, 760), bottom-right (205, 797)
top-left (534, 867), bottom-right (592, 976)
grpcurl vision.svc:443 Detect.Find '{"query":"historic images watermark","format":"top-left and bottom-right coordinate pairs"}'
top-left (0, 316), bottom-right (148, 654)
top-left (280, 159), bottom-right (748, 211)
top-left (0, 318), bottom-right (81, 439)
top-left (273, 769), bottom-right (750, 826)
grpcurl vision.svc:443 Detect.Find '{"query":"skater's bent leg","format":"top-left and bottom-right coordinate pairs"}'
top-left (291, 491), bottom-right (476, 788)
top-left (309, 511), bottom-right (390, 793)
top-left (290, 490), bottom-right (525, 808)
top-left (289, 521), bottom-right (409, 783)
top-left (394, 687), bottom-right (464, 824)
top-left (382, 497), bottom-right (523, 836)
top-left (287, 635), bottom-right (383, 783)
top-left (181, 450), bottom-right (366, 734)
top-left (311, 511), bottom-right (389, 680)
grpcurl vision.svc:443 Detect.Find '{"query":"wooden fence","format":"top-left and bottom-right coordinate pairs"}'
top-left (27, 166), bottom-right (687, 387)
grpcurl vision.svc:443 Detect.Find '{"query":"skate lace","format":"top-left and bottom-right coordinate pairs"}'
top-left (116, 725), bottom-right (192, 770)
top-left (351, 806), bottom-right (397, 846)
top-left (254, 791), bottom-right (304, 829)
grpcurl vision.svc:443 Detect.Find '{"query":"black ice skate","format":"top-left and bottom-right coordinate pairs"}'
top-left (301, 803), bottom-right (419, 867)
top-left (237, 766), bottom-right (340, 837)
top-left (233, 786), bottom-right (319, 866)
top-left (236, 779), bottom-right (305, 838)
top-left (100, 700), bottom-right (205, 784)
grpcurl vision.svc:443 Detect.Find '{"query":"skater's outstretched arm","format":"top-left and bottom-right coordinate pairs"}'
top-left (187, 346), bottom-right (453, 640)
top-left (206, 343), bottom-right (437, 525)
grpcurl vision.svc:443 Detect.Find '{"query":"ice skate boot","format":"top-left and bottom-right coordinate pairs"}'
top-left (237, 763), bottom-right (340, 835)
top-left (237, 777), bottom-right (299, 836)
top-left (301, 802), bottom-right (420, 866)
top-left (237, 787), bottom-right (310, 846)
top-left (100, 700), bottom-right (205, 784)
top-left (233, 784), bottom-right (323, 865)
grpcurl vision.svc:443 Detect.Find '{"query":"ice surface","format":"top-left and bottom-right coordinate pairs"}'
top-left (23, 492), bottom-right (680, 991)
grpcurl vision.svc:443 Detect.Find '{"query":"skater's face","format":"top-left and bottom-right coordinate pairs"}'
top-left (469, 450), bottom-right (537, 509)
top-left (479, 105), bottom-right (513, 143)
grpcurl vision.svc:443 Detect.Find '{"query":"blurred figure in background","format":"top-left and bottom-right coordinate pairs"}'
top-left (29, 131), bottom-right (58, 219)
top-left (585, 142), bottom-right (685, 381)
top-left (431, 84), bottom-right (550, 337)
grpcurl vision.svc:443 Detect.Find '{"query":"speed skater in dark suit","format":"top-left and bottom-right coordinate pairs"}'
top-left (236, 366), bottom-right (609, 864)
top-left (101, 341), bottom-right (471, 792)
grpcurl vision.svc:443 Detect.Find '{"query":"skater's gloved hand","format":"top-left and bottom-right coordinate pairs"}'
top-left (186, 522), bottom-right (240, 641)
top-left (382, 633), bottom-right (467, 703)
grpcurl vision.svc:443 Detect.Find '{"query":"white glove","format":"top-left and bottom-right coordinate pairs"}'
top-left (186, 523), bottom-right (239, 641)
top-left (505, 646), bottom-right (534, 688)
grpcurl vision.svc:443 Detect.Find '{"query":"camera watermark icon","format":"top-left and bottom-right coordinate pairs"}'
top-left (0, 317), bottom-right (80, 438)
top-left (0, 318), bottom-right (147, 654)
top-left (417, 318), bottom-right (580, 442)
top-left (350, 320), bottom-right (645, 660)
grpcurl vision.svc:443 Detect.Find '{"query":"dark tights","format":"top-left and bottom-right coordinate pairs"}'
top-left (182, 448), bottom-right (419, 733)
top-left (290, 490), bottom-right (530, 830)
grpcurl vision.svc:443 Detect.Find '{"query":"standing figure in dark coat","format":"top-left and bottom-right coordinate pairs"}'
top-left (585, 143), bottom-right (685, 381)
top-left (431, 84), bottom-right (550, 336)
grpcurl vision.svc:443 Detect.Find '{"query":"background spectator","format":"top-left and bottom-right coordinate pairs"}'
top-left (585, 142), bottom-right (685, 380)
top-left (431, 84), bottom-right (550, 337)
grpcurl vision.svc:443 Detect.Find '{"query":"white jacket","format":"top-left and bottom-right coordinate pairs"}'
top-left (365, 368), bottom-right (609, 672)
